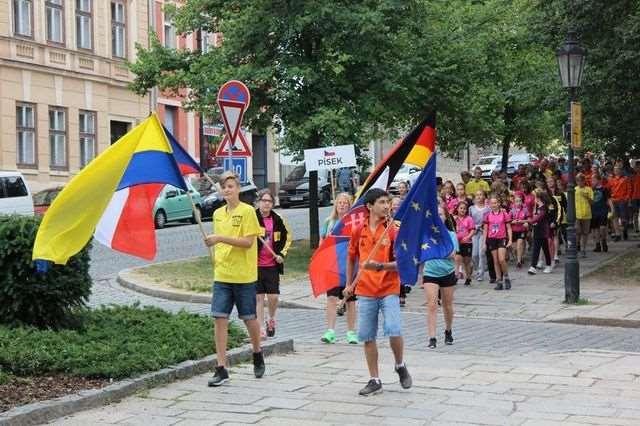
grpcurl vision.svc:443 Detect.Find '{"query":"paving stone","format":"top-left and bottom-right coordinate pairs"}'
top-left (119, 415), bottom-right (182, 426)
top-left (254, 397), bottom-right (311, 410)
top-left (177, 411), bottom-right (264, 423)
top-left (567, 415), bottom-right (640, 425)
top-left (441, 396), bottom-right (515, 412)
top-left (257, 409), bottom-right (325, 421)
top-left (528, 375), bottom-right (595, 387)
top-left (435, 407), bottom-right (520, 425)
top-left (302, 400), bottom-right (376, 415)
top-left (145, 388), bottom-right (192, 400)
top-left (370, 406), bottom-right (442, 420)
top-left (321, 412), bottom-right (425, 425)
top-left (466, 371), bottom-right (534, 383)
top-left (172, 401), bottom-right (268, 414)
top-left (176, 391), bottom-right (265, 404)
top-left (510, 410), bottom-right (569, 421)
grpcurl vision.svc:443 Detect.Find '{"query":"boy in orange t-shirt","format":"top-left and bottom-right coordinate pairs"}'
top-left (343, 188), bottom-right (412, 396)
top-left (608, 165), bottom-right (632, 240)
top-left (631, 161), bottom-right (640, 233)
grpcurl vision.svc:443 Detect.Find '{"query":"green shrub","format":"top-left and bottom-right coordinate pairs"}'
top-left (0, 305), bottom-right (245, 379)
top-left (0, 215), bottom-right (91, 329)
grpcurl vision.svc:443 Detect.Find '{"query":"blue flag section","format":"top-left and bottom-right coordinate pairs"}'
top-left (394, 154), bottom-right (454, 285)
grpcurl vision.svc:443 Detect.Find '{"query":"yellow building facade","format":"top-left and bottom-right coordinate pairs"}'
top-left (0, 0), bottom-right (150, 191)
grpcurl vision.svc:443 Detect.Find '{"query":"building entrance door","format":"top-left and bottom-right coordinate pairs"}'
top-left (252, 134), bottom-right (267, 189)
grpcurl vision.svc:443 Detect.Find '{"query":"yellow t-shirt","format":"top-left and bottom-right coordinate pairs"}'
top-left (212, 202), bottom-right (261, 283)
top-left (466, 179), bottom-right (491, 198)
top-left (575, 186), bottom-right (593, 220)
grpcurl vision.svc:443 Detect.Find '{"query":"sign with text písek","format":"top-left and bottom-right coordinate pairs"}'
top-left (304, 145), bottom-right (357, 171)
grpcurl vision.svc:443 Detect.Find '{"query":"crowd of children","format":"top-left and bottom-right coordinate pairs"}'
top-left (436, 155), bottom-right (640, 290)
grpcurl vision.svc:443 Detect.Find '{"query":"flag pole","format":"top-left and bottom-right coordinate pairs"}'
top-left (258, 236), bottom-right (279, 258)
top-left (187, 192), bottom-right (215, 263)
top-left (338, 218), bottom-right (396, 310)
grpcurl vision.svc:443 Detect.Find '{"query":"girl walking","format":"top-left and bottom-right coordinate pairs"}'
top-left (470, 190), bottom-right (490, 281)
top-left (510, 193), bottom-right (529, 268)
top-left (483, 195), bottom-right (513, 290)
top-left (528, 189), bottom-right (553, 275)
top-left (454, 201), bottom-right (475, 286)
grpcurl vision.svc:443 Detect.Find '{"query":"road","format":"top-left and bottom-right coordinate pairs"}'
top-left (89, 205), bottom-right (331, 279)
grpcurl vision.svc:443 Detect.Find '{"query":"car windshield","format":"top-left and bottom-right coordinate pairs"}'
top-left (33, 190), bottom-right (49, 204)
top-left (477, 157), bottom-right (498, 165)
top-left (285, 165), bottom-right (307, 182)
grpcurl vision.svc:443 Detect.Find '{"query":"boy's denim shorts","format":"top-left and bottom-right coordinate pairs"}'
top-left (357, 295), bottom-right (402, 342)
top-left (211, 281), bottom-right (257, 320)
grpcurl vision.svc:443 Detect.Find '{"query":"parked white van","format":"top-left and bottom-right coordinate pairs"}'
top-left (0, 171), bottom-right (34, 216)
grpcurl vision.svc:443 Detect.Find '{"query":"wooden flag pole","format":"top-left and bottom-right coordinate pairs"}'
top-left (187, 192), bottom-right (215, 263)
top-left (338, 218), bottom-right (396, 310)
top-left (258, 235), bottom-right (279, 259)
top-left (330, 169), bottom-right (336, 202)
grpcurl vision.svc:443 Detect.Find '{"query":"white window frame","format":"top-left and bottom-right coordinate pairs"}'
top-left (16, 103), bottom-right (36, 166)
top-left (49, 107), bottom-right (68, 169)
top-left (76, 0), bottom-right (93, 50)
top-left (45, 0), bottom-right (65, 45)
top-left (79, 110), bottom-right (96, 168)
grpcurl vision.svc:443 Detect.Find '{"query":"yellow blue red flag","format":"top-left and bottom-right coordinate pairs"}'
top-left (33, 114), bottom-right (187, 265)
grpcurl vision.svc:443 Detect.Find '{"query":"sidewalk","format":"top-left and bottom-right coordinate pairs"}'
top-left (53, 343), bottom-right (640, 425)
top-left (120, 239), bottom-right (640, 325)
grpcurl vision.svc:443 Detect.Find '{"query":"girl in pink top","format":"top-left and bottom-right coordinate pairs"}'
top-left (510, 193), bottom-right (530, 268)
top-left (454, 201), bottom-right (475, 286)
top-left (483, 196), bottom-right (513, 290)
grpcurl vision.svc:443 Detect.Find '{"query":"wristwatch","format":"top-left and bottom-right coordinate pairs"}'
top-left (375, 262), bottom-right (384, 271)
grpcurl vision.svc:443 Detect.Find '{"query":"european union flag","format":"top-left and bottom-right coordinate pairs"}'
top-left (394, 154), bottom-right (454, 285)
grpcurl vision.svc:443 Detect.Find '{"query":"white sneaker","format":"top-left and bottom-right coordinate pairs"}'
top-left (527, 267), bottom-right (537, 275)
top-left (476, 274), bottom-right (484, 282)
top-left (536, 260), bottom-right (544, 269)
top-left (543, 266), bottom-right (553, 274)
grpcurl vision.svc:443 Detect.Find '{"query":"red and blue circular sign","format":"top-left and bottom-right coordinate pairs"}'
top-left (217, 80), bottom-right (250, 108)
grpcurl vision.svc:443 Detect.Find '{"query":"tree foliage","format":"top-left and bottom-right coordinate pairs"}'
top-left (534, 0), bottom-right (640, 157)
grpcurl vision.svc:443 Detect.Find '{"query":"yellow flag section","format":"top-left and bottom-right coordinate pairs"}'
top-left (32, 114), bottom-right (169, 265)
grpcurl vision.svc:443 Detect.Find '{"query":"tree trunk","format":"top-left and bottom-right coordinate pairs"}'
top-left (309, 132), bottom-right (321, 249)
top-left (501, 135), bottom-right (511, 174)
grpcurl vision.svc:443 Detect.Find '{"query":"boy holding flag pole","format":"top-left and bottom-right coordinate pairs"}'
top-left (342, 188), bottom-right (412, 396)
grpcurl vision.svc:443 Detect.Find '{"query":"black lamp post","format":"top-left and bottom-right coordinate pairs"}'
top-left (556, 31), bottom-right (586, 304)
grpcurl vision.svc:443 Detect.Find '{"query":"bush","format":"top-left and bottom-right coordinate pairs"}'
top-left (0, 305), bottom-right (245, 379)
top-left (0, 215), bottom-right (91, 329)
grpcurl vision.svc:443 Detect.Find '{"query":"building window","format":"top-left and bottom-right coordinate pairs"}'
top-left (49, 107), bottom-right (67, 168)
top-left (164, 106), bottom-right (177, 135)
top-left (13, 0), bottom-right (33, 37)
top-left (16, 103), bottom-right (36, 166)
top-left (46, 0), bottom-right (64, 44)
top-left (76, 0), bottom-right (92, 50)
top-left (79, 110), bottom-right (96, 167)
top-left (164, 18), bottom-right (176, 49)
top-left (111, 1), bottom-right (126, 58)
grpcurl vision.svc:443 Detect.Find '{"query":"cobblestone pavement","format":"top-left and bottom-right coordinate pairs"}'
top-left (46, 275), bottom-right (640, 425)
top-left (52, 341), bottom-right (640, 426)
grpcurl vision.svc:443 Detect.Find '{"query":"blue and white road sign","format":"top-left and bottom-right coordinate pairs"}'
top-left (223, 157), bottom-right (248, 183)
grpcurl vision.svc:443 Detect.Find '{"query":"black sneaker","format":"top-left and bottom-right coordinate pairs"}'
top-left (208, 366), bottom-right (229, 387)
top-left (504, 278), bottom-right (511, 290)
top-left (395, 364), bottom-right (412, 389)
top-left (359, 379), bottom-right (382, 396)
top-left (464, 278), bottom-right (471, 286)
top-left (444, 330), bottom-right (453, 345)
top-left (489, 278), bottom-right (496, 284)
top-left (494, 281), bottom-right (503, 291)
top-left (594, 242), bottom-right (602, 252)
top-left (253, 351), bottom-right (265, 379)
top-left (603, 241), bottom-right (609, 252)
top-left (428, 337), bottom-right (437, 349)
top-left (623, 229), bottom-right (629, 240)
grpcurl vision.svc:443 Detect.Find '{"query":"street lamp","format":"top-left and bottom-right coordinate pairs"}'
top-left (556, 31), bottom-right (586, 304)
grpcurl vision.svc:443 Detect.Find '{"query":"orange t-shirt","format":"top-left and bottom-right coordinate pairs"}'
top-left (608, 176), bottom-right (631, 202)
top-left (632, 172), bottom-right (640, 200)
top-left (348, 218), bottom-right (400, 298)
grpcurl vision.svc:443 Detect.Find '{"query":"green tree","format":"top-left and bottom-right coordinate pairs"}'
top-left (534, 0), bottom-right (640, 157)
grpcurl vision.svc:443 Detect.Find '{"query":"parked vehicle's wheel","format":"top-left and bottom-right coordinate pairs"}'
top-left (154, 210), bottom-right (167, 229)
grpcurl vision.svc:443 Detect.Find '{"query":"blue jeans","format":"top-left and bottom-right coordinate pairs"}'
top-left (211, 282), bottom-right (257, 320)
top-left (357, 295), bottom-right (402, 342)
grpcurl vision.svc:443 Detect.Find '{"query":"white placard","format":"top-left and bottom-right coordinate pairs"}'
top-left (304, 145), bottom-right (357, 171)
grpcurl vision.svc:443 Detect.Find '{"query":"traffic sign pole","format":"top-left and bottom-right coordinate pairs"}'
top-left (217, 81), bottom-right (251, 175)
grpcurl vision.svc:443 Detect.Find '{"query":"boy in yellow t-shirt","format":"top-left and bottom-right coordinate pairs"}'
top-left (575, 173), bottom-right (593, 257)
top-left (204, 172), bottom-right (264, 387)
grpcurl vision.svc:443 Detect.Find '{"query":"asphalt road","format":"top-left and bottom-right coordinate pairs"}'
top-left (89, 205), bottom-right (332, 280)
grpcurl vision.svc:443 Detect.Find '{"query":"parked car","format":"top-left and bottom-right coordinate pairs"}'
top-left (0, 171), bottom-right (34, 216)
top-left (152, 182), bottom-right (203, 229)
top-left (474, 155), bottom-right (502, 179)
top-left (196, 168), bottom-right (258, 219)
top-left (508, 153), bottom-right (538, 175)
top-left (389, 164), bottom-right (421, 194)
top-left (33, 186), bottom-right (64, 216)
top-left (278, 165), bottom-right (332, 208)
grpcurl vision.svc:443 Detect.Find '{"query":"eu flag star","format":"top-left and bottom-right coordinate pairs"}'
top-left (411, 202), bottom-right (421, 212)
top-left (401, 241), bottom-right (408, 251)
top-left (421, 242), bottom-right (430, 250)
top-left (431, 224), bottom-right (440, 234)
top-left (430, 237), bottom-right (439, 245)
top-left (412, 256), bottom-right (419, 265)
top-left (425, 210), bottom-right (432, 218)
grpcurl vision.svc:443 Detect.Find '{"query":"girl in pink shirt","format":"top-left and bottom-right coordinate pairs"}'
top-left (510, 193), bottom-right (530, 268)
top-left (483, 196), bottom-right (513, 290)
top-left (454, 201), bottom-right (475, 286)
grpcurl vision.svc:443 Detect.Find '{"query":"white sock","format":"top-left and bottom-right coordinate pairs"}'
top-left (371, 377), bottom-right (381, 383)
top-left (395, 362), bottom-right (405, 369)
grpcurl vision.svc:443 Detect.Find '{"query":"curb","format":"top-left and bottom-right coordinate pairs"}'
top-left (117, 268), bottom-right (320, 310)
top-left (0, 339), bottom-right (294, 426)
